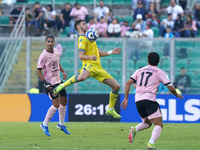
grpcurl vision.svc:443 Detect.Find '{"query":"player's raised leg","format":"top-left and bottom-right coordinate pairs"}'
top-left (40, 98), bottom-right (60, 136)
top-left (53, 70), bottom-right (90, 94)
top-left (103, 78), bottom-right (121, 119)
top-left (128, 118), bottom-right (152, 143)
top-left (57, 96), bottom-right (70, 135)
top-left (147, 117), bottom-right (163, 149)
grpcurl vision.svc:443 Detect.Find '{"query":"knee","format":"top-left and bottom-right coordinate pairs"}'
top-left (78, 76), bottom-right (87, 81)
top-left (157, 123), bottom-right (163, 128)
top-left (60, 98), bottom-right (68, 106)
top-left (154, 122), bottom-right (163, 128)
top-left (53, 99), bottom-right (60, 108)
top-left (148, 122), bottom-right (152, 127)
top-left (113, 83), bottom-right (120, 92)
top-left (53, 103), bottom-right (60, 108)
top-left (145, 119), bottom-right (152, 127)
top-left (9, 21), bottom-right (13, 24)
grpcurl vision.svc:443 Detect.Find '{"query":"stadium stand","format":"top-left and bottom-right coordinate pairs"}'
top-left (127, 60), bottom-right (134, 71)
top-left (101, 60), bottom-right (109, 70)
top-left (135, 60), bottom-right (148, 69)
top-left (188, 60), bottom-right (200, 71)
top-left (189, 50), bottom-right (200, 60)
top-left (110, 60), bottom-right (122, 71)
top-left (0, 0), bottom-right (200, 94)
top-left (27, 0), bottom-right (39, 5)
top-left (88, 82), bottom-right (101, 93)
top-left (161, 59), bottom-right (170, 71)
top-left (78, 82), bottom-right (88, 93)
top-left (175, 59), bottom-right (188, 70)
top-left (0, 16), bottom-right (10, 24)
top-left (140, 50), bottom-right (149, 59)
top-left (190, 83), bottom-right (200, 94)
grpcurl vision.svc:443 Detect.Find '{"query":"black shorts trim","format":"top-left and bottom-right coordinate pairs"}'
top-left (135, 100), bottom-right (160, 118)
top-left (45, 81), bottom-right (67, 100)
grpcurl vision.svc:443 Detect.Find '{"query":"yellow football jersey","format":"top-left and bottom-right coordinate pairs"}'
top-left (77, 35), bottom-right (101, 67)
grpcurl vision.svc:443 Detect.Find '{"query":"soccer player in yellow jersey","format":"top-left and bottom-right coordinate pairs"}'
top-left (53, 20), bottom-right (121, 119)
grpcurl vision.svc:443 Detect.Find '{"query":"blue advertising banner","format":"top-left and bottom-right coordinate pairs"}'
top-left (27, 94), bottom-right (200, 123)
top-left (120, 94), bottom-right (200, 123)
top-left (28, 94), bottom-right (69, 122)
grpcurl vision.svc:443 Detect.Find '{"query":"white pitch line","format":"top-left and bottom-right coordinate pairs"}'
top-left (0, 147), bottom-right (197, 150)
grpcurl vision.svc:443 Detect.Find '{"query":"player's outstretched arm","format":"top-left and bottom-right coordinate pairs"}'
top-left (120, 78), bottom-right (135, 110)
top-left (167, 85), bottom-right (184, 99)
top-left (98, 48), bottom-right (121, 57)
top-left (59, 63), bottom-right (67, 80)
top-left (79, 51), bottom-right (96, 61)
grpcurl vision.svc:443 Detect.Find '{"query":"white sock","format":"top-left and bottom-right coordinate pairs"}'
top-left (43, 122), bottom-right (48, 127)
top-left (149, 139), bottom-right (155, 144)
top-left (135, 126), bottom-right (138, 132)
top-left (59, 121), bottom-right (64, 126)
top-left (109, 107), bottom-right (114, 110)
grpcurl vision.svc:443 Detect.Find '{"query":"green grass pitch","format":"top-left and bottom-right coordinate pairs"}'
top-left (0, 122), bottom-right (199, 150)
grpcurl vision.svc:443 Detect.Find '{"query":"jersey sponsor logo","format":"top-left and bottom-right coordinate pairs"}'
top-left (137, 89), bottom-right (153, 93)
top-left (52, 61), bottom-right (58, 69)
top-left (51, 69), bottom-right (59, 73)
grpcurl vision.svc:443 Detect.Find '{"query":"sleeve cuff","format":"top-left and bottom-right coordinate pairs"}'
top-left (164, 82), bottom-right (171, 86)
top-left (79, 49), bottom-right (85, 52)
top-left (130, 77), bottom-right (136, 83)
top-left (37, 68), bottom-right (42, 70)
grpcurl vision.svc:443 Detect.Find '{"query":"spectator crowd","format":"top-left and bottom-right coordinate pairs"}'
top-left (9, 0), bottom-right (200, 37)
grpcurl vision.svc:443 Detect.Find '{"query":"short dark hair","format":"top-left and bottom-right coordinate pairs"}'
top-left (148, 52), bottom-right (160, 66)
top-left (166, 25), bottom-right (171, 29)
top-left (65, 2), bottom-right (70, 6)
top-left (46, 35), bottom-right (54, 41)
top-left (34, 2), bottom-right (39, 5)
top-left (74, 2), bottom-right (79, 6)
top-left (181, 67), bottom-right (185, 70)
top-left (146, 23), bottom-right (151, 28)
top-left (168, 13), bottom-right (172, 16)
top-left (47, 5), bottom-right (53, 11)
top-left (74, 19), bottom-right (85, 31)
